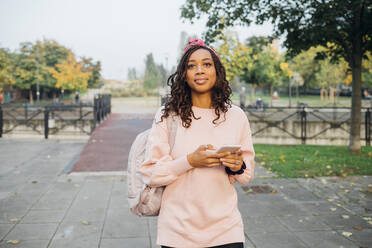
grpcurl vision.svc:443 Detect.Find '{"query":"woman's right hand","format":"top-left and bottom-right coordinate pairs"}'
top-left (187, 144), bottom-right (231, 168)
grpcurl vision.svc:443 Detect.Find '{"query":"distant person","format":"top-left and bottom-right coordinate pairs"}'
top-left (363, 89), bottom-right (371, 99)
top-left (240, 86), bottom-right (246, 108)
top-left (272, 91), bottom-right (279, 100)
top-left (75, 91), bottom-right (80, 104)
top-left (139, 38), bottom-right (255, 248)
top-left (256, 97), bottom-right (263, 109)
top-left (0, 92), bottom-right (3, 104)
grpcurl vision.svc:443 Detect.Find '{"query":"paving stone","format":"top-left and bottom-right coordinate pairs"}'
top-left (100, 237), bottom-right (150, 248)
top-left (148, 217), bottom-right (158, 248)
top-left (299, 201), bottom-right (350, 216)
top-left (244, 238), bottom-right (256, 248)
top-left (248, 231), bottom-right (308, 248)
top-left (321, 214), bottom-right (371, 230)
top-left (276, 215), bottom-right (332, 231)
top-left (335, 228), bottom-right (372, 247)
top-left (294, 230), bottom-right (359, 248)
top-left (63, 207), bottom-right (106, 222)
top-left (0, 196), bottom-right (35, 212)
top-left (0, 239), bottom-right (49, 248)
top-left (103, 207), bottom-right (148, 238)
top-left (0, 209), bottom-right (29, 224)
top-left (0, 224), bottom-right (14, 240)
top-left (21, 210), bottom-right (66, 224)
top-left (4, 223), bottom-right (59, 240)
top-left (243, 216), bottom-right (289, 235)
top-left (32, 194), bottom-right (75, 210)
top-left (49, 221), bottom-right (103, 248)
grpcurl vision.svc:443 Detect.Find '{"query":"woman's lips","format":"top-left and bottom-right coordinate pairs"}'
top-left (195, 78), bottom-right (208, 84)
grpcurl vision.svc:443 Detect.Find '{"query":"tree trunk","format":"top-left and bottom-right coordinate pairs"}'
top-left (349, 49), bottom-right (362, 154)
top-left (29, 90), bottom-right (33, 104)
top-left (330, 87), bottom-right (335, 104)
top-left (320, 87), bottom-right (324, 101)
top-left (296, 85), bottom-right (299, 102)
top-left (251, 85), bottom-right (255, 103)
top-left (270, 85), bottom-right (273, 107)
top-left (348, 5), bottom-right (363, 154)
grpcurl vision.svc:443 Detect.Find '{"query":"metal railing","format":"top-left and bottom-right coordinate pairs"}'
top-left (0, 94), bottom-right (111, 139)
top-left (243, 106), bottom-right (371, 146)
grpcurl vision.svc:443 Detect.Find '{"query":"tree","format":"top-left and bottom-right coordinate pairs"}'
top-left (181, 0), bottom-right (372, 153)
top-left (315, 59), bottom-right (345, 103)
top-left (289, 46), bottom-right (324, 91)
top-left (13, 42), bottom-right (40, 103)
top-left (127, 67), bottom-right (138, 81)
top-left (0, 48), bottom-right (15, 93)
top-left (81, 57), bottom-right (101, 88)
top-left (143, 53), bottom-right (161, 90)
top-left (215, 32), bottom-right (253, 82)
top-left (157, 64), bottom-right (168, 87)
top-left (50, 53), bottom-right (91, 93)
top-left (34, 39), bottom-right (71, 95)
top-left (362, 52), bottom-right (372, 87)
top-left (240, 36), bottom-right (287, 102)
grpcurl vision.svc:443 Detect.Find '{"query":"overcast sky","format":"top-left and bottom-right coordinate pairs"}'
top-left (0, 0), bottom-right (274, 81)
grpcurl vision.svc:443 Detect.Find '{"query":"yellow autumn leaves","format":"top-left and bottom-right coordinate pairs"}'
top-left (49, 53), bottom-right (91, 92)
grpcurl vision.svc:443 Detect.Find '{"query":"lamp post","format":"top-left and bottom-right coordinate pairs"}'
top-left (36, 46), bottom-right (40, 102)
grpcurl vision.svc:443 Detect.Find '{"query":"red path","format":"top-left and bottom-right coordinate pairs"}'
top-left (70, 113), bottom-right (153, 172)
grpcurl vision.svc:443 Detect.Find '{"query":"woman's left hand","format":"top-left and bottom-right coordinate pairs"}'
top-left (219, 149), bottom-right (243, 172)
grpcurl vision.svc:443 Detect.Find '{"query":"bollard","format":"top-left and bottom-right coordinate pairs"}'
top-left (0, 106), bottom-right (3, 138)
top-left (79, 102), bottom-right (82, 120)
top-left (366, 108), bottom-right (371, 146)
top-left (44, 107), bottom-right (49, 139)
top-left (25, 104), bottom-right (28, 121)
top-left (93, 96), bottom-right (98, 129)
top-left (300, 107), bottom-right (307, 144)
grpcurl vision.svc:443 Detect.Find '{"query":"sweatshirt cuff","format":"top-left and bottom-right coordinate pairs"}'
top-left (168, 155), bottom-right (193, 176)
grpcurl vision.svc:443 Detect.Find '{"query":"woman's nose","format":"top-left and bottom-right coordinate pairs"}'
top-left (196, 64), bottom-right (203, 73)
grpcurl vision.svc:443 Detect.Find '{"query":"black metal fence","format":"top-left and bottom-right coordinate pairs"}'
top-left (243, 106), bottom-right (371, 146)
top-left (0, 94), bottom-right (111, 139)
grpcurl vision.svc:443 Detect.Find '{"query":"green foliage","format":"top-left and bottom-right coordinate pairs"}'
top-left (289, 47), bottom-right (323, 89)
top-left (0, 48), bottom-right (15, 91)
top-left (81, 57), bottom-right (101, 88)
top-left (254, 144), bottom-right (372, 178)
top-left (0, 39), bottom-right (102, 101)
top-left (181, 0), bottom-right (372, 152)
top-left (127, 67), bottom-right (138, 81)
top-left (241, 36), bottom-right (289, 89)
top-left (215, 31), bottom-right (253, 82)
top-left (143, 53), bottom-right (162, 90)
top-left (363, 52), bottom-right (372, 87)
top-left (181, 0), bottom-right (371, 62)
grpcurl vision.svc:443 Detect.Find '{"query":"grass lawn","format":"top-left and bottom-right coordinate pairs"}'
top-left (253, 144), bottom-right (372, 178)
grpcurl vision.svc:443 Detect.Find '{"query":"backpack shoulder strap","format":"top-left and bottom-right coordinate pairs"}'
top-left (166, 112), bottom-right (178, 150)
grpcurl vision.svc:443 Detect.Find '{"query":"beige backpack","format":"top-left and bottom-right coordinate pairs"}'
top-left (127, 111), bottom-right (178, 216)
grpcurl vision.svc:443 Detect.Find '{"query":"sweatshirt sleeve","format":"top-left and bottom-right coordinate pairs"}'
top-left (139, 107), bottom-right (193, 187)
top-left (229, 111), bottom-right (255, 185)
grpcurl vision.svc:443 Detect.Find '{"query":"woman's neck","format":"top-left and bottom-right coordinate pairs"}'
top-left (191, 92), bottom-right (213, 109)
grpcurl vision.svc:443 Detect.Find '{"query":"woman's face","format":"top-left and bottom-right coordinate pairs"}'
top-left (186, 48), bottom-right (217, 95)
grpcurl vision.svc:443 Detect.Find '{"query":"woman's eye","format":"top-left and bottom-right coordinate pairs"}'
top-left (204, 62), bottom-right (212, 67)
top-left (187, 64), bottom-right (195, 69)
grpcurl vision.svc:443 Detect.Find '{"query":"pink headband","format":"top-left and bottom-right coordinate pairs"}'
top-left (183, 38), bottom-right (220, 58)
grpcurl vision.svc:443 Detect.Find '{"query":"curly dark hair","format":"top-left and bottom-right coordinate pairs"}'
top-left (159, 45), bottom-right (232, 128)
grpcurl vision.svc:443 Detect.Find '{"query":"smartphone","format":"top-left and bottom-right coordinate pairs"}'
top-left (216, 144), bottom-right (242, 154)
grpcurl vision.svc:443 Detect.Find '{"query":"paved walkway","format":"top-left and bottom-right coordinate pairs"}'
top-left (0, 112), bottom-right (371, 247)
top-left (70, 114), bottom-right (152, 172)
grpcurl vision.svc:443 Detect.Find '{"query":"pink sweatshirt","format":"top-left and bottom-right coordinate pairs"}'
top-left (140, 104), bottom-right (255, 247)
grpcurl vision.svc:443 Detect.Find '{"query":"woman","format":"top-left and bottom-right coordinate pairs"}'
top-left (140, 39), bottom-right (255, 248)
